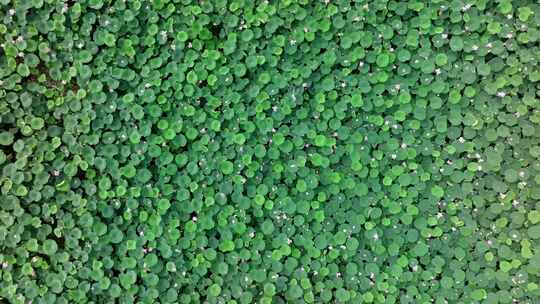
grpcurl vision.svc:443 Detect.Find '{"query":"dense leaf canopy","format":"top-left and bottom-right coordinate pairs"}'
top-left (0, 0), bottom-right (539, 303)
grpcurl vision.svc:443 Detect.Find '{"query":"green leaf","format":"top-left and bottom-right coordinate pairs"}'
top-left (208, 284), bottom-right (221, 297)
top-left (431, 185), bottom-right (444, 198)
top-left (219, 160), bottom-right (234, 175)
top-left (219, 240), bottom-right (235, 252)
top-left (0, 132), bottom-right (14, 145)
top-left (528, 211), bottom-right (540, 224)
top-left (471, 289), bottom-right (487, 301)
top-left (527, 225), bottom-right (540, 239)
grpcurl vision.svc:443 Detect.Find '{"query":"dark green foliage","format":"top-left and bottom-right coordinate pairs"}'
top-left (0, 0), bottom-right (540, 303)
